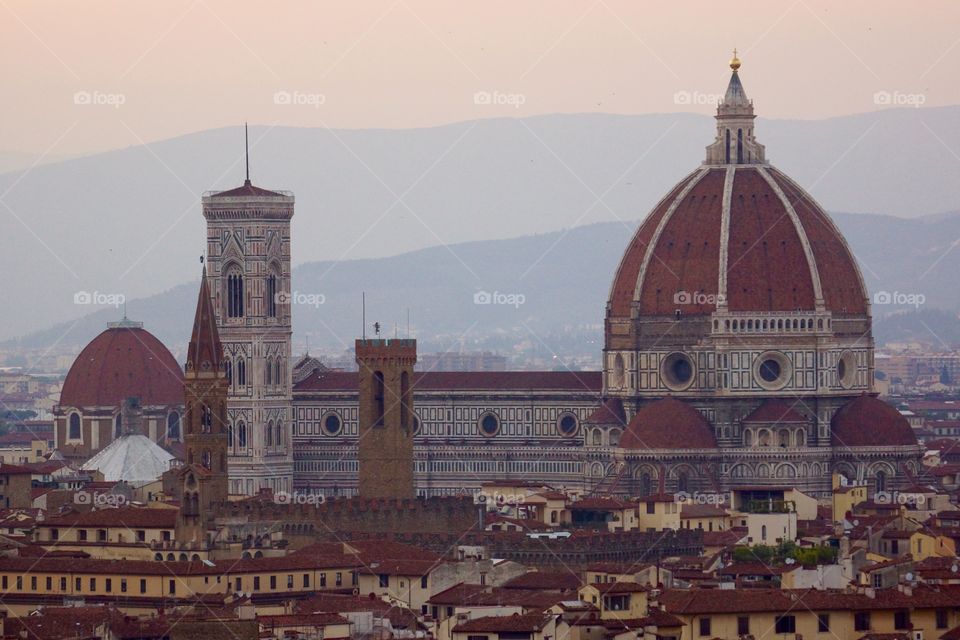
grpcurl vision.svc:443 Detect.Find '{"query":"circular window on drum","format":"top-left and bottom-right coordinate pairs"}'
top-left (321, 412), bottom-right (343, 436)
top-left (478, 412), bottom-right (500, 437)
top-left (557, 412), bottom-right (579, 437)
top-left (753, 351), bottom-right (792, 391)
top-left (837, 350), bottom-right (857, 389)
top-left (661, 352), bottom-right (695, 391)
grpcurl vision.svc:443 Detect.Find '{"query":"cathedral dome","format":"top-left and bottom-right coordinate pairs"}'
top-left (620, 397), bottom-right (716, 450)
top-left (606, 63), bottom-right (868, 323)
top-left (831, 395), bottom-right (918, 448)
top-left (60, 320), bottom-right (183, 408)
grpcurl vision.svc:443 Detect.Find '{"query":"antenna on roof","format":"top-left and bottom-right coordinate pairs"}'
top-left (362, 292), bottom-right (366, 340)
top-left (244, 122), bottom-right (251, 186)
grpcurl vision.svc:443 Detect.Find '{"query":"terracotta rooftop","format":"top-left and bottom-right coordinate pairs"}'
top-left (620, 397), bottom-right (716, 450)
top-left (742, 399), bottom-right (809, 424)
top-left (832, 395), bottom-right (918, 448)
top-left (453, 614), bottom-right (552, 633)
top-left (60, 325), bottom-right (182, 408)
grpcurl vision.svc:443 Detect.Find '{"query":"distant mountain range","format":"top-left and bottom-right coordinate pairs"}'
top-left (7, 210), bottom-right (960, 358)
top-left (2, 107), bottom-right (960, 344)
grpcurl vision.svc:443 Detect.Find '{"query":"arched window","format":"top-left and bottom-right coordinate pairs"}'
top-left (238, 421), bottom-right (247, 448)
top-left (778, 429), bottom-right (790, 447)
top-left (609, 429), bottom-right (621, 447)
top-left (201, 450), bottom-right (211, 469)
top-left (266, 358), bottom-right (273, 386)
top-left (114, 414), bottom-right (122, 438)
top-left (743, 429), bottom-right (753, 447)
top-left (275, 359), bottom-right (282, 387)
top-left (276, 420), bottom-right (283, 447)
top-left (167, 412), bottom-right (180, 439)
top-left (725, 128), bottom-right (731, 163)
top-left (737, 128), bottom-right (743, 163)
top-left (876, 470), bottom-right (887, 493)
top-left (592, 429), bottom-right (602, 446)
top-left (266, 421), bottom-right (274, 450)
top-left (640, 472), bottom-right (652, 497)
top-left (761, 524), bottom-right (768, 541)
top-left (373, 371), bottom-right (385, 426)
top-left (237, 359), bottom-right (246, 386)
top-left (266, 273), bottom-right (278, 318)
top-left (69, 413), bottom-right (81, 440)
top-left (228, 423), bottom-right (234, 448)
top-left (225, 359), bottom-right (232, 386)
top-left (677, 471), bottom-right (689, 493)
top-left (226, 267), bottom-right (244, 318)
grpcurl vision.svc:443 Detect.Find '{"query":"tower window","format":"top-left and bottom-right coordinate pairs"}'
top-left (373, 371), bottom-right (385, 426)
top-left (266, 274), bottom-right (277, 318)
top-left (201, 405), bottom-right (213, 433)
top-left (400, 371), bottom-right (411, 432)
top-left (238, 421), bottom-right (247, 448)
top-left (237, 359), bottom-right (246, 386)
top-left (227, 269), bottom-right (244, 318)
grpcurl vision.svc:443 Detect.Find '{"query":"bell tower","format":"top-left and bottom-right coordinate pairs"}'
top-left (201, 128), bottom-right (295, 496)
top-left (355, 338), bottom-right (417, 499)
top-left (178, 267), bottom-right (229, 544)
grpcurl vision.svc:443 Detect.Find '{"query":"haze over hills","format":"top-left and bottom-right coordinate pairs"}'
top-left (8, 209), bottom-right (960, 360)
top-left (2, 107), bottom-right (960, 343)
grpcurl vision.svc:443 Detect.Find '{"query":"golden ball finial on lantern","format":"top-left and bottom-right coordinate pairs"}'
top-left (729, 48), bottom-right (741, 72)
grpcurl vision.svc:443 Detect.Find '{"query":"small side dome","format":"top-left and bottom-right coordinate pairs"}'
top-left (583, 398), bottom-right (627, 427)
top-left (831, 395), bottom-right (918, 448)
top-left (60, 323), bottom-right (182, 408)
top-left (620, 397), bottom-right (717, 450)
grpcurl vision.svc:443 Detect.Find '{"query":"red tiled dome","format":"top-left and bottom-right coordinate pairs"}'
top-left (831, 395), bottom-right (918, 448)
top-left (620, 397), bottom-right (716, 450)
top-left (607, 165), bottom-right (868, 319)
top-left (60, 325), bottom-right (183, 408)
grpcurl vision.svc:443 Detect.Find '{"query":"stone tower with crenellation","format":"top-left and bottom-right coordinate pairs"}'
top-left (355, 338), bottom-right (417, 499)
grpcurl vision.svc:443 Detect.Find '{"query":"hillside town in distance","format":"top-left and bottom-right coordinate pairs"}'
top-left (3, 55), bottom-right (960, 640)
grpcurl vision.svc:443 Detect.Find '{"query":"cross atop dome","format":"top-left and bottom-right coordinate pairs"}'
top-left (704, 51), bottom-right (766, 165)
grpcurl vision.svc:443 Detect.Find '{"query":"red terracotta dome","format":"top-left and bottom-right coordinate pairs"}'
top-left (620, 397), bottom-right (717, 450)
top-left (60, 322), bottom-right (183, 408)
top-left (831, 395), bottom-right (918, 448)
top-left (607, 165), bottom-right (868, 319)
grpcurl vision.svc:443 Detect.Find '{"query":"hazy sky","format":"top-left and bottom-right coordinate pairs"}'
top-left (2, 0), bottom-right (959, 155)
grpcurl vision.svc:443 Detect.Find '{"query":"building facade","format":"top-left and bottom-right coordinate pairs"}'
top-left (290, 56), bottom-right (923, 500)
